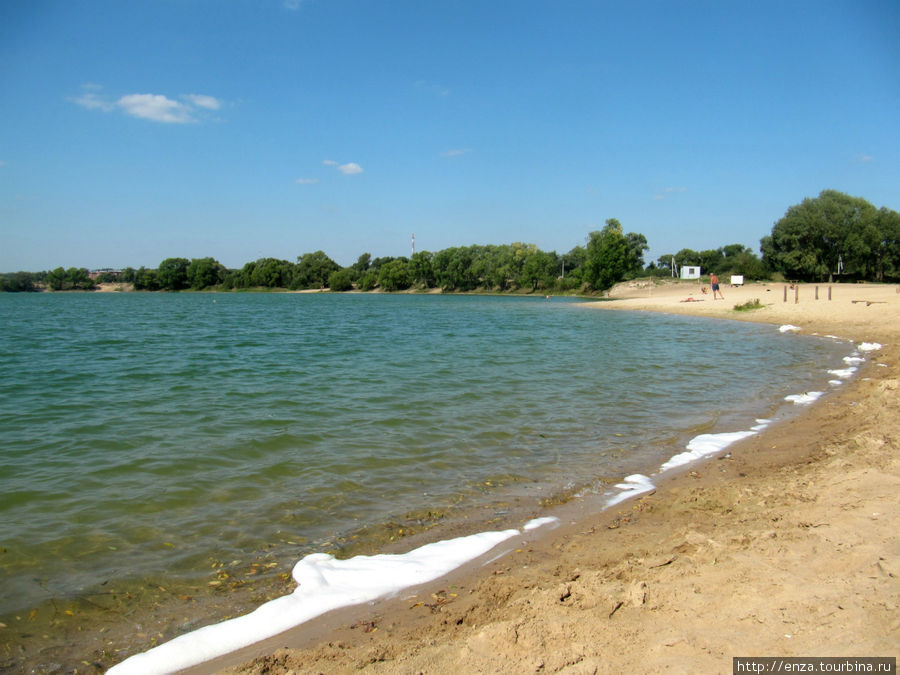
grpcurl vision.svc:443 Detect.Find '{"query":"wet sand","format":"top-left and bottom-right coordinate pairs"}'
top-left (187, 282), bottom-right (899, 672)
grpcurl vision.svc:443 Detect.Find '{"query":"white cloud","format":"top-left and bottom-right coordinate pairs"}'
top-left (441, 148), bottom-right (471, 157)
top-left (182, 94), bottom-right (222, 110)
top-left (337, 162), bottom-right (363, 175)
top-left (665, 186), bottom-right (687, 193)
top-left (856, 153), bottom-right (874, 163)
top-left (70, 85), bottom-right (223, 123)
top-left (284, 0), bottom-right (303, 9)
top-left (295, 177), bottom-right (319, 185)
top-left (117, 94), bottom-right (195, 123)
top-left (71, 92), bottom-right (115, 112)
top-left (321, 159), bottom-right (364, 175)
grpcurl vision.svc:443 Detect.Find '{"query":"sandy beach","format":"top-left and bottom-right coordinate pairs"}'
top-left (189, 281), bottom-right (899, 674)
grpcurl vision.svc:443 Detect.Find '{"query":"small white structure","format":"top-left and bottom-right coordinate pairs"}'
top-left (730, 275), bottom-right (744, 286)
top-left (680, 266), bottom-right (701, 280)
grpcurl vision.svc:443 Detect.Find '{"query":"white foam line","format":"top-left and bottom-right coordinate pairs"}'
top-left (659, 430), bottom-right (757, 473)
top-left (785, 391), bottom-right (823, 405)
top-left (750, 418), bottom-right (772, 432)
top-left (604, 474), bottom-right (656, 508)
top-left (108, 528), bottom-right (521, 674)
top-left (779, 324), bottom-right (801, 333)
top-left (523, 516), bottom-right (560, 531)
top-left (827, 366), bottom-right (857, 379)
top-left (858, 342), bottom-right (882, 352)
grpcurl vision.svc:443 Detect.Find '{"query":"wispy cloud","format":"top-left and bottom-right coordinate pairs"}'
top-left (665, 186), bottom-right (687, 193)
top-left (441, 148), bottom-right (471, 158)
top-left (71, 85), bottom-right (223, 124)
top-left (283, 0), bottom-right (303, 9)
top-left (182, 94), bottom-right (221, 110)
top-left (322, 160), bottom-right (363, 175)
top-left (71, 91), bottom-right (115, 112)
top-left (295, 177), bottom-right (319, 185)
top-left (855, 153), bottom-right (874, 163)
top-left (337, 162), bottom-right (363, 175)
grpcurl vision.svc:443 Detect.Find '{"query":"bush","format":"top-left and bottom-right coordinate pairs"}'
top-left (328, 269), bottom-right (353, 292)
top-left (358, 271), bottom-right (378, 291)
top-left (733, 298), bottom-right (764, 312)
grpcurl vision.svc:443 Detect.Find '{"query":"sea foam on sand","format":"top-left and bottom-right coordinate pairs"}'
top-left (108, 519), bottom-right (557, 675)
top-left (658, 429), bottom-right (760, 473)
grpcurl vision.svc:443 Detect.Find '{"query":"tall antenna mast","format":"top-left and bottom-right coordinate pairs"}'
top-left (411, 233), bottom-right (416, 256)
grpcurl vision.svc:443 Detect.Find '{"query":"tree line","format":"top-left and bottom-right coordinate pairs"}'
top-left (3, 191), bottom-right (897, 293)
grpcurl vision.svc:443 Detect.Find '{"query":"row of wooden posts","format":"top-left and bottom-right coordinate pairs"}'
top-left (784, 285), bottom-right (831, 303)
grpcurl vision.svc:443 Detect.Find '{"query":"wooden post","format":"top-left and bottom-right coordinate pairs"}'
top-left (795, 285), bottom-right (799, 304)
top-left (815, 286), bottom-right (819, 300)
top-left (828, 285), bottom-right (832, 300)
top-left (783, 285), bottom-right (788, 302)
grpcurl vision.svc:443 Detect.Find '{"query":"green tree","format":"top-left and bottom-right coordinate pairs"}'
top-left (352, 253), bottom-right (372, 278)
top-left (133, 266), bottom-right (159, 290)
top-left (656, 254), bottom-right (676, 276)
top-left (0, 272), bottom-right (36, 292)
top-left (673, 248), bottom-right (700, 269)
top-left (68, 267), bottom-right (95, 290)
top-left (249, 258), bottom-right (292, 288)
top-left (698, 249), bottom-right (725, 275)
top-left (518, 250), bottom-right (556, 291)
top-left (294, 251), bottom-right (340, 289)
top-left (157, 258), bottom-right (190, 290)
top-left (624, 232), bottom-right (649, 276)
top-left (408, 251), bottom-right (435, 288)
top-left (763, 190), bottom-right (880, 281)
top-left (186, 257), bottom-right (225, 289)
top-left (328, 268), bottom-right (353, 291)
top-left (377, 259), bottom-right (411, 291)
top-left (872, 207), bottom-right (900, 280)
top-left (46, 267), bottom-right (67, 290)
top-left (358, 270), bottom-right (378, 291)
top-left (583, 219), bottom-right (641, 292)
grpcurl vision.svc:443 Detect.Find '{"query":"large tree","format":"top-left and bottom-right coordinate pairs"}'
top-left (157, 257), bottom-right (190, 290)
top-left (761, 190), bottom-right (884, 281)
top-left (186, 257), bottom-right (225, 289)
top-left (377, 259), bottom-right (411, 291)
top-left (293, 251), bottom-right (339, 289)
top-left (583, 219), bottom-right (644, 292)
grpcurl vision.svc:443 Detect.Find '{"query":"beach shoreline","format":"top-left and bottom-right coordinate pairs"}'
top-left (190, 281), bottom-right (899, 674)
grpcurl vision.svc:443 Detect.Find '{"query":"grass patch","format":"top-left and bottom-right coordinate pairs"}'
top-left (733, 298), bottom-right (764, 312)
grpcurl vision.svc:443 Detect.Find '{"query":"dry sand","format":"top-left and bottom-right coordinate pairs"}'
top-left (206, 281), bottom-right (898, 674)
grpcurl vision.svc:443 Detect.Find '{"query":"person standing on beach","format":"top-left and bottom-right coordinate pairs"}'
top-left (710, 273), bottom-right (724, 300)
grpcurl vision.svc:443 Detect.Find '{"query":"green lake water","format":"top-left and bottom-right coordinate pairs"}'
top-left (0, 292), bottom-right (851, 668)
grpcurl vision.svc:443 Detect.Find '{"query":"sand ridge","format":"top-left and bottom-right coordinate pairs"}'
top-left (205, 282), bottom-right (899, 674)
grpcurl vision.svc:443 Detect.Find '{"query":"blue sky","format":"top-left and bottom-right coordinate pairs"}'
top-left (1, 0), bottom-right (898, 272)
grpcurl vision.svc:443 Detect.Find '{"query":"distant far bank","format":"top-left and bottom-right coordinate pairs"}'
top-left (86, 282), bottom-right (589, 297)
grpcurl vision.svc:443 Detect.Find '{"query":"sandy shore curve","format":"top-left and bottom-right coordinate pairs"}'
top-left (193, 281), bottom-right (899, 674)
